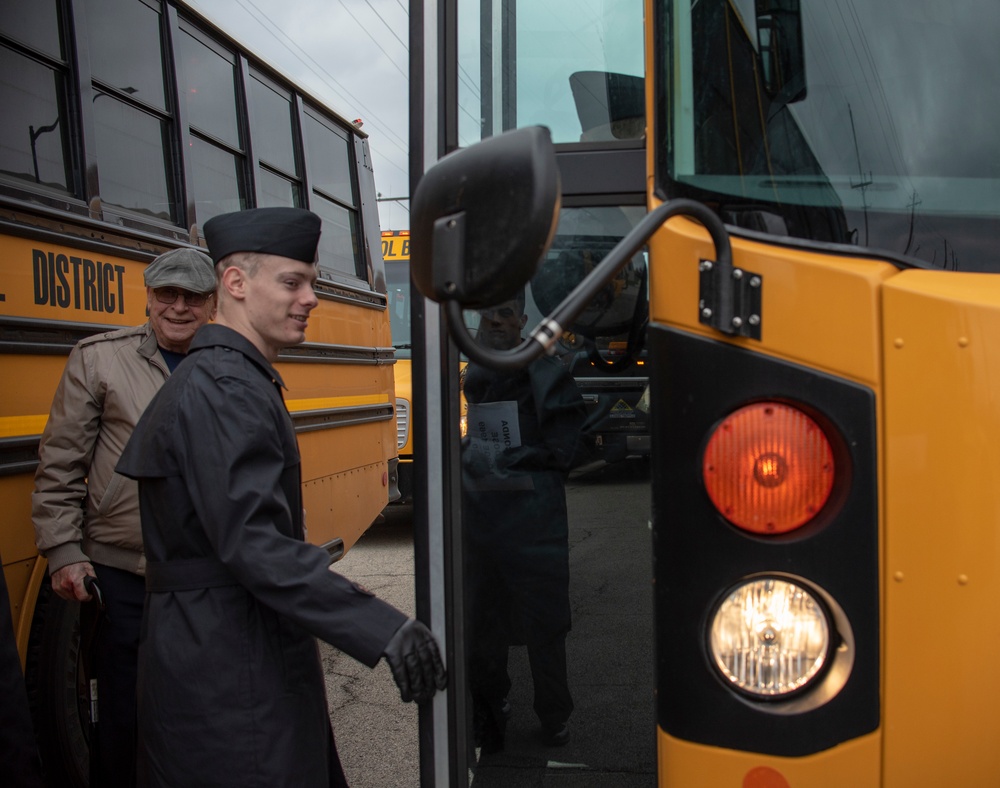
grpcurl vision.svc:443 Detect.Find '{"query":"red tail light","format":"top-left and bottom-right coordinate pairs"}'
top-left (702, 402), bottom-right (834, 534)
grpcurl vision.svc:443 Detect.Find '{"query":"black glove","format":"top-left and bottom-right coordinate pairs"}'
top-left (382, 618), bottom-right (447, 703)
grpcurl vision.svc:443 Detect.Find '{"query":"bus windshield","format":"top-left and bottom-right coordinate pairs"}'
top-left (659, 0), bottom-right (1000, 272)
top-left (386, 259), bottom-right (413, 357)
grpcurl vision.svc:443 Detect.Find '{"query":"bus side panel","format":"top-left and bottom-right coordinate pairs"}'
top-left (650, 216), bottom-right (897, 385)
top-left (882, 272), bottom-right (1000, 787)
top-left (648, 223), bottom-right (890, 778)
top-left (658, 730), bottom-right (881, 787)
top-left (1, 234), bottom-right (152, 326)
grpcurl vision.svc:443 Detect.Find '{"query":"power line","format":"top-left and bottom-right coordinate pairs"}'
top-left (224, 0), bottom-right (409, 161)
top-left (361, 0), bottom-right (409, 53)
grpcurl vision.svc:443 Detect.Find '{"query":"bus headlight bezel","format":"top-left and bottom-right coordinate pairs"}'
top-left (706, 573), bottom-right (856, 715)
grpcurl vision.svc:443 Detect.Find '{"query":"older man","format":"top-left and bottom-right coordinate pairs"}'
top-left (32, 247), bottom-right (217, 787)
top-left (117, 207), bottom-right (445, 787)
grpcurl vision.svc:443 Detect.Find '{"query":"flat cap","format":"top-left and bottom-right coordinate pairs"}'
top-left (203, 207), bottom-right (322, 265)
top-left (143, 248), bottom-right (216, 293)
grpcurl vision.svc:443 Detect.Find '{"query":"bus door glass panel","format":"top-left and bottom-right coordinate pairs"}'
top-left (177, 26), bottom-right (245, 224)
top-left (0, 44), bottom-right (72, 195)
top-left (458, 0), bottom-right (645, 143)
top-left (458, 206), bottom-right (655, 783)
top-left (668, 0), bottom-right (1000, 272)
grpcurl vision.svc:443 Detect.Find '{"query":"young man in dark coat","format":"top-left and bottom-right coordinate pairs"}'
top-left (117, 207), bottom-right (445, 787)
top-left (462, 289), bottom-right (587, 752)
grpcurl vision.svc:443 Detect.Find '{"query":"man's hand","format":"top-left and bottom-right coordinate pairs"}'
top-left (51, 561), bottom-right (97, 602)
top-left (382, 619), bottom-right (447, 703)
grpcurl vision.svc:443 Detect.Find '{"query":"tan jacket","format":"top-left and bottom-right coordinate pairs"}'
top-left (33, 323), bottom-right (169, 576)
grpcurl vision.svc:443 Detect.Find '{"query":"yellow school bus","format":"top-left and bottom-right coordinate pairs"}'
top-left (1, 1), bottom-right (395, 783)
top-left (383, 230), bottom-right (416, 502)
top-left (408, 1), bottom-right (1000, 786)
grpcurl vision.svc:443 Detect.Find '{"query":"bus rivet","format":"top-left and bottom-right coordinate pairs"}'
top-left (701, 307), bottom-right (713, 319)
top-left (958, 574), bottom-right (969, 586)
top-left (700, 260), bottom-right (713, 272)
top-left (731, 316), bottom-right (743, 328)
top-left (748, 314), bottom-right (760, 326)
top-left (958, 336), bottom-right (969, 347)
top-left (750, 276), bottom-right (761, 288)
top-left (894, 338), bottom-right (904, 349)
top-left (732, 268), bottom-right (743, 280)
top-left (894, 571), bottom-right (904, 582)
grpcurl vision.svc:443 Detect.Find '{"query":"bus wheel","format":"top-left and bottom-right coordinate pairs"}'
top-left (25, 582), bottom-right (90, 788)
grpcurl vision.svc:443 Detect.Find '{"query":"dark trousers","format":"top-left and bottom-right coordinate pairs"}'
top-left (0, 553), bottom-right (45, 788)
top-left (91, 563), bottom-right (144, 788)
top-left (470, 617), bottom-right (573, 740)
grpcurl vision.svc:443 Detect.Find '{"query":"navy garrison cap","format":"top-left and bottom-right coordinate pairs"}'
top-left (202, 207), bottom-right (322, 265)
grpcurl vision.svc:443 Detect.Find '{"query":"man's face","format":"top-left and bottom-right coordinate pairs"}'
top-left (146, 286), bottom-right (215, 353)
top-left (477, 298), bottom-right (527, 351)
top-left (241, 254), bottom-right (319, 359)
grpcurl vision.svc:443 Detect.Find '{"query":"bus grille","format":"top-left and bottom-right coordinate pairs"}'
top-left (395, 398), bottom-right (410, 450)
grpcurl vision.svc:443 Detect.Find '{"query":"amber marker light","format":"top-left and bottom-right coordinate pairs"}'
top-left (703, 402), bottom-right (834, 534)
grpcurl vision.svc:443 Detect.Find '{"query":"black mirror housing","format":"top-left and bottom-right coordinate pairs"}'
top-left (410, 126), bottom-right (560, 308)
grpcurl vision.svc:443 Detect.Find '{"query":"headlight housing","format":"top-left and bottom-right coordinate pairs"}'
top-left (709, 576), bottom-right (833, 699)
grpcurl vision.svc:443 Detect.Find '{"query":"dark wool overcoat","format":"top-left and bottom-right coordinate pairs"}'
top-left (117, 324), bottom-right (405, 788)
top-left (461, 355), bottom-right (587, 643)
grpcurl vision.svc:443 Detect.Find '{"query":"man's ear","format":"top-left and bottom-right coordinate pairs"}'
top-left (220, 265), bottom-right (247, 300)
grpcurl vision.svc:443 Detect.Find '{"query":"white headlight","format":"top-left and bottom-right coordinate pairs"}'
top-left (709, 577), bottom-right (831, 698)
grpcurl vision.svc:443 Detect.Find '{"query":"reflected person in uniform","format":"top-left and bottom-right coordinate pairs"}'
top-left (462, 288), bottom-right (587, 752)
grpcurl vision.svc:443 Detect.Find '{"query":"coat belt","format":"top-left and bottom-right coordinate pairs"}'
top-left (145, 558), bottom-right (238, 592)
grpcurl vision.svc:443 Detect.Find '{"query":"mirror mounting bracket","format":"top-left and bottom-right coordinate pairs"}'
top-left (698, 259), bottom-right (763, 340)
top-left (430, 212), bottom-right (466, 300)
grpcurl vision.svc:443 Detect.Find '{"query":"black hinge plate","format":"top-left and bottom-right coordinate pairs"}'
top-left (698, 259), bottom-right (762, 340)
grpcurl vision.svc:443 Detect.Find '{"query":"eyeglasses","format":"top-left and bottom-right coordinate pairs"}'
top-left (153, 287), bottom-right (212, 307)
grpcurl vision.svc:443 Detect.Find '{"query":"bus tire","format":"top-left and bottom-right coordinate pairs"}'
top-left (24, 582), bottom-right (90, 788)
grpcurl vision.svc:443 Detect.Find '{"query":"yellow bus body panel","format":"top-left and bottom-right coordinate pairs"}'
top-left (648, 215), bottom-right (897, 386)
top-left (882, 271), bottom-right (1000, 787)
top-left (648, 213), bottom-right (1000, 784)
top-left (658, 729), bottom-right (881, 787)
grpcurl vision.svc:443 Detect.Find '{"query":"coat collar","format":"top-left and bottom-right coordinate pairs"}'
top-left (190, 324), bottom-right (287, 389)
top-left (138, 322), bottom-right (159, 359)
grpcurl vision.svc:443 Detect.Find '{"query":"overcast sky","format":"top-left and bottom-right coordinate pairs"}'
top-left (184, 0), bottom-right (412, 230)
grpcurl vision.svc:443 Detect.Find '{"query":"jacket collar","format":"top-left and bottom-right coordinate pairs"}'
top-left (138, 322), bottom-right (160, 359)
top-left (190, 324), bottom-right (287, 389)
